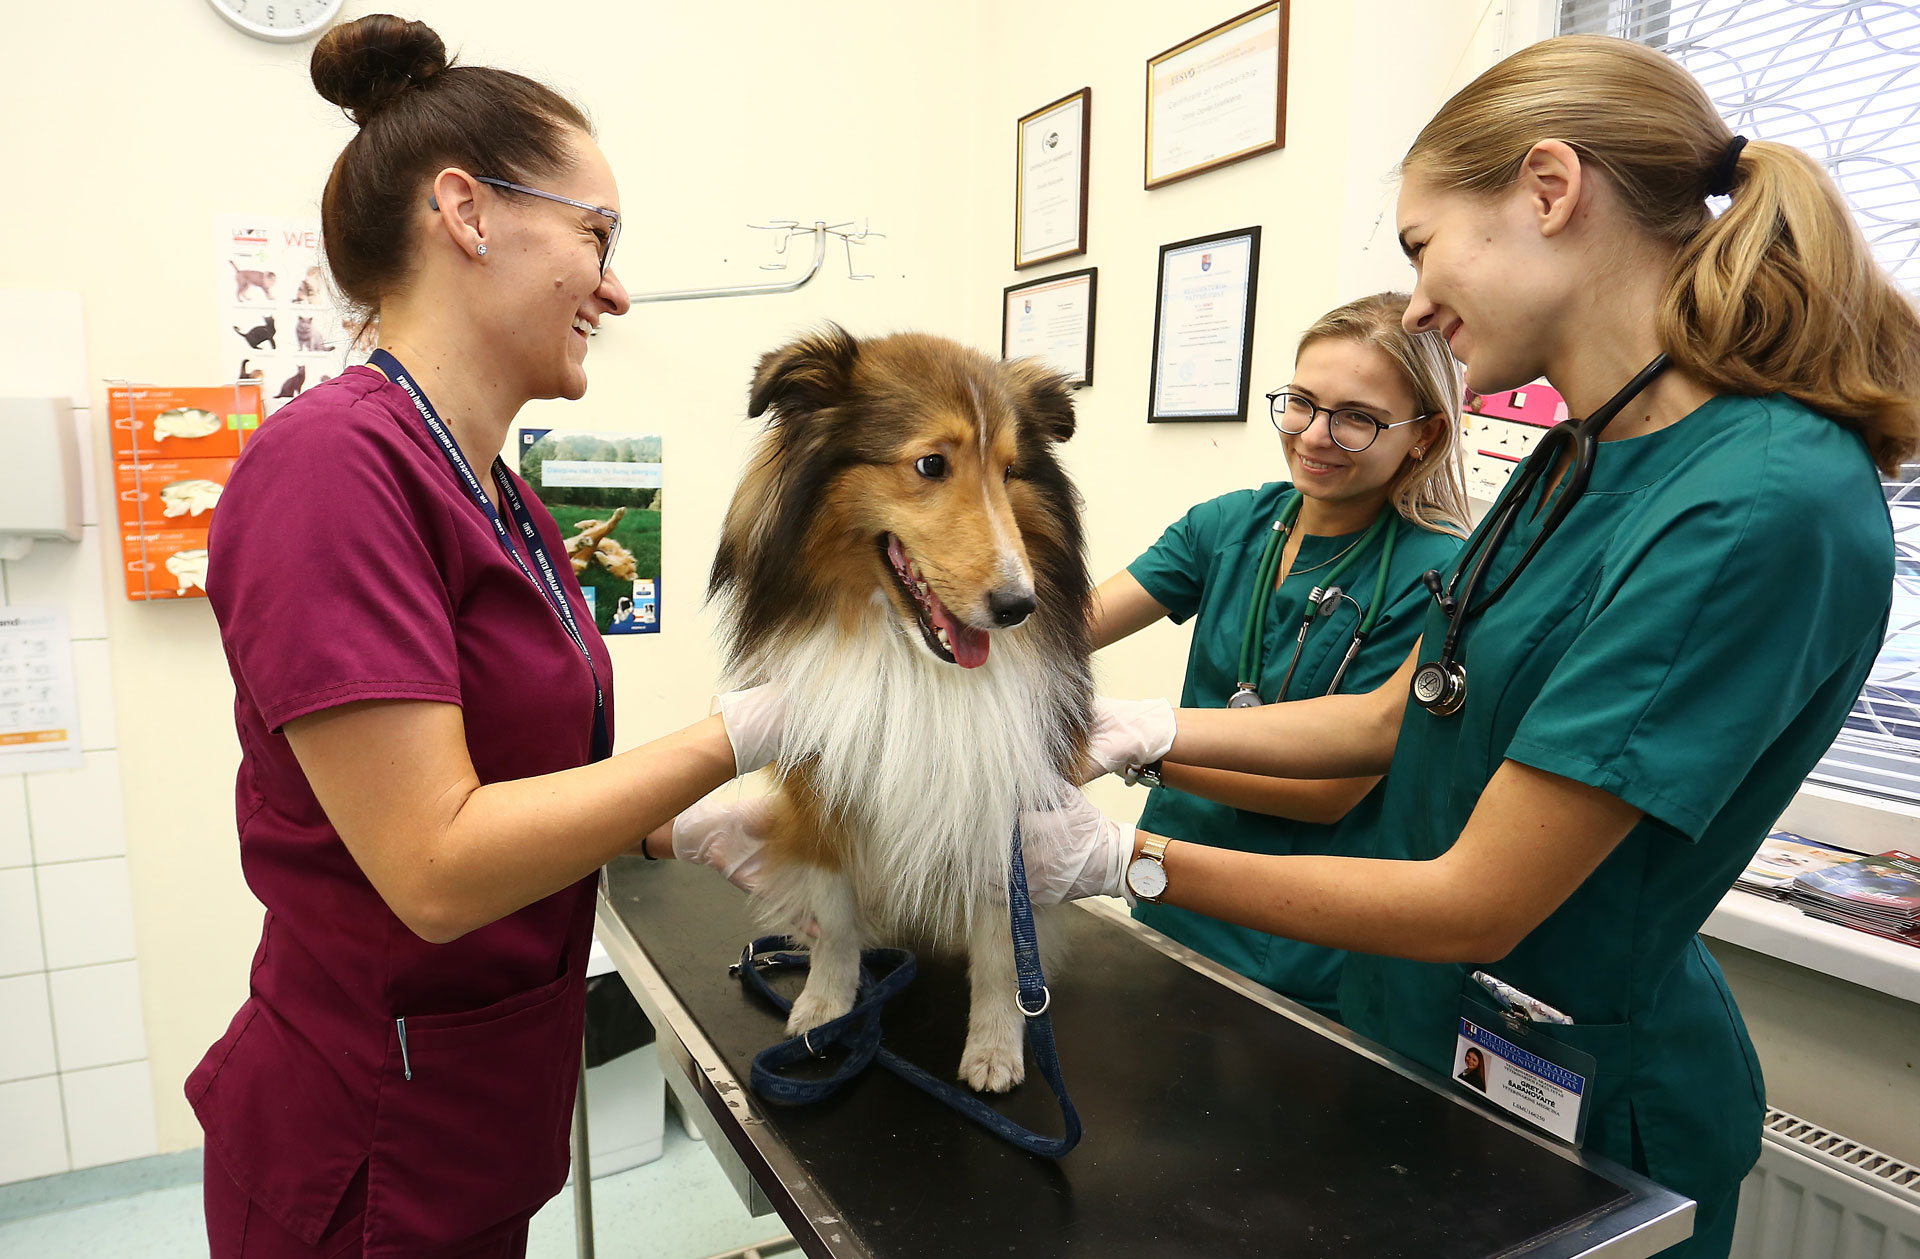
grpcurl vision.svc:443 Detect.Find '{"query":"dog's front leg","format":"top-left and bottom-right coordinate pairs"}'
top-left (958, 899), bottom-right (1027, 1093)
top-left (784, 868), bottom-right (864, 1038)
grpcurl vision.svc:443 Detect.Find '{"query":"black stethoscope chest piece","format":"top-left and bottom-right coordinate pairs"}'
top-left (1412, 353), bottom-right (1670, 719)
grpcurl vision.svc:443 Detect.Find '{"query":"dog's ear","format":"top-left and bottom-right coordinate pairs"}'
top-left (747, 324), bottom-right (860, 421)
top-left (1003, 360), bottom-right (1077, 444)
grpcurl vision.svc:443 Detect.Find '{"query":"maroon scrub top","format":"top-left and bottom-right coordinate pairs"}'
top-left (189, 367), bottom-right (614, 1254)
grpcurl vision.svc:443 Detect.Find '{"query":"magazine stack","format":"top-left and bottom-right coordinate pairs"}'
top-left (1736, 831), bottom-right (1862, 898)
top-left (1787, 851), bottom-right (1920, 947)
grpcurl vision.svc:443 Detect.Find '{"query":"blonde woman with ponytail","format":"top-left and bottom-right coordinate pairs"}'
top-left (1085, 291), bottom-right (1468, 1018)
top-left (1032, 37), bottom-right (1918, 1259)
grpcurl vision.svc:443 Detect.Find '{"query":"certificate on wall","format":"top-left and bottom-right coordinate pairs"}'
top-left (1145, 3), bottom-right (1289, 189)
top-left (1003, 268), bottom-right (1097, 388)
top-left (1148, 227), bottom-right (1261, 423)
top-left (1015, 88), bottom-right (1092, 269)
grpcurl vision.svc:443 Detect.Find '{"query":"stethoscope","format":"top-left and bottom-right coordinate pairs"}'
top-left (1410, 353), bottom-right (1671, 717)
top-left (1228, 490), bottom-right (1401, 707)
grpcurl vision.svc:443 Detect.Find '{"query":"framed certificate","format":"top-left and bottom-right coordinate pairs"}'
top-left (1145, 3), bottom-right (1289, 189)
top-left (1003, 268), bottom-right (1097, 388)
top-left (1147, 227), bottom-right (1261, 423)
top-left (1015, 88), bottom-right (1092, 269)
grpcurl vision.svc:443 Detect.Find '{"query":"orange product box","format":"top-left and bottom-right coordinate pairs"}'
top-left (120, 527), bottom-right (212, 602)
top-left (113, 458), bottom-right (236, 531)
top-left (108, 384), bottom-right (262, 461)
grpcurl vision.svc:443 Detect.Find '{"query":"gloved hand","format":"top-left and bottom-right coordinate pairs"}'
top-left (1018, 784), bottom-right (1135, 905)
top-left (1077, 695), bottom-right (1178, 783)
top-left (714, 682), bottom-right (787, 777)
top-left (665, 791), bottom-right (776, 892)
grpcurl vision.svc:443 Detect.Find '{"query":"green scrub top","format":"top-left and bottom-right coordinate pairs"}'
top-left (1127, 481), bottom-right (1464, 1016)
top-left (1339, 394), bottom-right (1892, 1256)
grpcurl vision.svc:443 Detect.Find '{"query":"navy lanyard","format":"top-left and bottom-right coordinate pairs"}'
top-left (370, 350), bottom-right (610, 763)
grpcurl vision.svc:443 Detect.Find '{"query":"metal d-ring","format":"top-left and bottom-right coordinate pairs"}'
top-left (802, 1028), bottom-right (829, 1058)
top-left (1018, 986), bottom-right (1052, 1017)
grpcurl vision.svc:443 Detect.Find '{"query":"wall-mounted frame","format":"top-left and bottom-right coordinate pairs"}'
top-left (1144, 2), bottom-right (1289, 190)
top-left (1148, 226), bottom-right (1261, 423)
top-left (1015, 88), bottom-right (1092, 269)
top-left (1003, 267), bottom-right (1098, 389)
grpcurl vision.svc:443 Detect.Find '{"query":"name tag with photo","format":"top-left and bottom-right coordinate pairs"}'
top-left (1452, 998), bottom-right (1596, 1146)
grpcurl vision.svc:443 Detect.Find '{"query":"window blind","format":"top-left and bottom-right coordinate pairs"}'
top-left (1558, 0), bottom-right (1920, 807)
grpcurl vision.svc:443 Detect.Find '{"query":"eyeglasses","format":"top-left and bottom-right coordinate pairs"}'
top-left (1266, 390), bottom-right (1431, 453)
top-left (433, 176), bottom-right (621, 278)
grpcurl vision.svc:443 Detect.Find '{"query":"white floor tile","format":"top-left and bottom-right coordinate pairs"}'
top-left (0, 776), bottom-right (28, 869)
top-left (35, 859), bottom-right (136, 970)
top-left (0, 974), bottom-right (56, 1082)
top-left (60, 1061), bottom-right (157, 1171)
top-left (23, 752), bottom-right (126, 864)
top-left (0, 867), bottom-right (45, 977)
top-left (0, 1076), bottom-right (69, 1185)
top-left (49, 962), bottom-right (147, 1072)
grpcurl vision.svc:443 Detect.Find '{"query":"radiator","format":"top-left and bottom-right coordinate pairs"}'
top-left (1730, 1108), bottom-right (1920, 1259)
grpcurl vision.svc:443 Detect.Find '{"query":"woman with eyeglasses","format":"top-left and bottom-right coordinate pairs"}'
top-left (1085, 292), bottom-right (1468, 1017)
top-left (190, 16), bottom-right (781, 1257)
top-left (1031, 35), bottom-right (1918, 1258)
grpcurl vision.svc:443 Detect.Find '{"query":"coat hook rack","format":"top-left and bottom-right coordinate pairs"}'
top-left (629, 219), bottom-right (884, 305)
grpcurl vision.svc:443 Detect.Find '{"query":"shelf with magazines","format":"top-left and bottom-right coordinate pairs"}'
top-left (1701, 888), bottom-right (1920, 1007)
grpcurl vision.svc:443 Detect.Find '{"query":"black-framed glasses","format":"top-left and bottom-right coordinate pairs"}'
top-left (1266, 390), bottom-right (1430, 453)
top-left (433, 176), bottom-right (621, 278)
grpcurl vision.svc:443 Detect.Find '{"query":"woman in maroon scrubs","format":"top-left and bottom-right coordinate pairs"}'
top-left (190, 16), bottom-right (776, 1256)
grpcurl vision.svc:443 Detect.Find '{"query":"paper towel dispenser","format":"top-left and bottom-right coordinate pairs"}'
top-left (0, 396), bottom-right (83, 561)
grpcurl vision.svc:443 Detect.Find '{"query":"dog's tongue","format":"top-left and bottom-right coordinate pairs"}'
top-left (926, 595), bottom-right (991, 669)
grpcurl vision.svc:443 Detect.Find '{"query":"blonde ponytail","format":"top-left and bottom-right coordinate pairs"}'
top-left (1406, 34), bottom-right (1920, 475)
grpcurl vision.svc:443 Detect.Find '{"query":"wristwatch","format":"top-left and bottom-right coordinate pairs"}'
top-left (1122, 758), bottom-right (1164, 788)
top-left (1125, 834), bottom-right (1172, 905)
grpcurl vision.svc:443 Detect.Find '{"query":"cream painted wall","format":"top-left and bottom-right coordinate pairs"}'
top-left (0, 1), bottom-right (1504, 1154)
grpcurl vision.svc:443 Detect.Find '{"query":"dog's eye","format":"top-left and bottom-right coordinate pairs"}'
top-left (914, 454), bottom-right (948, 479)
top-left (1004, 463), bottom-right (1015, 484)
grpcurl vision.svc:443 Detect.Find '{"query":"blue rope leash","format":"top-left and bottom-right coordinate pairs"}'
top-left (730, 819), bottom-right (1082, 1158)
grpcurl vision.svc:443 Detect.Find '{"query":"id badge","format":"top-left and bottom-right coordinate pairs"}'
top-left (1453, 996), bottom-right (1596, 1146)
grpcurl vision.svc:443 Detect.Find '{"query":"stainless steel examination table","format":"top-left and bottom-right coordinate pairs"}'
top-left (593, 857), bottom-right (1694, 1258)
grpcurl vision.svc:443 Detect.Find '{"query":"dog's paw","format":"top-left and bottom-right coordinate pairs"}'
top-left (958, 1038), bottom-right (1027, 1093)
top-left (785, 990), bottom-right (853, 1038)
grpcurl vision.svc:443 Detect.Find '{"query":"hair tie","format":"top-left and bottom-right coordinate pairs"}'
top-left (1706, 134), bottom-right (1748, 197)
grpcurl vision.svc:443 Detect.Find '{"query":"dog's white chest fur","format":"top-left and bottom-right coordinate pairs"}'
top-left (750, 600), bottom-right (1072, 940)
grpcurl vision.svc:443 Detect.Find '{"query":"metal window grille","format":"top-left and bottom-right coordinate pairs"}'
top-left (1559, 0), bottom-right (1920, 807)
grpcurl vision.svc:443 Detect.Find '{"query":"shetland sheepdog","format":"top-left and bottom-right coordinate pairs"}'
top-left (710, 326), bottom-right (1092, 1092)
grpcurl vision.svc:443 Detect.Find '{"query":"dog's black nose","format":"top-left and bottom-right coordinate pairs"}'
top-left (988, 588), bottom-right (1037, 627)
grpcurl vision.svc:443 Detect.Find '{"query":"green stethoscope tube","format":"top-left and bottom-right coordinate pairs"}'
top-left (1230, 491), bottom-right (1400, 706)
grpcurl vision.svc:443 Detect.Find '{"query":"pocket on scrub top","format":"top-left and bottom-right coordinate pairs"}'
top-left (1535, 1018), bottom-right (1635, 1163)
top-left (361, 969), bottom-right (584, 1257)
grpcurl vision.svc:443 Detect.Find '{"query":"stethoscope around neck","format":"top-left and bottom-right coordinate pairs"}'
top-left (1409, 353), bottom-right (1671, 718)
top-left (1228, 490), bottom-right (1400, 708)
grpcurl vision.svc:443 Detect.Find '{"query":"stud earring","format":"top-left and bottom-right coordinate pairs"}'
top-left (477, 243), bottom-right (488, 256)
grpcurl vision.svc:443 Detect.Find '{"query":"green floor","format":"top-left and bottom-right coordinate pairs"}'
top-left (0, 1106), bottom-right (781, 1259)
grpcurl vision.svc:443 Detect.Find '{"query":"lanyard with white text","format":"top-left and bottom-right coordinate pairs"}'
top-left (370, 350), bottom-right (610, 763)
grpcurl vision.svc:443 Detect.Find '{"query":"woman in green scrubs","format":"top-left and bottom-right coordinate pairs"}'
top-left (1089, 292), bottom-right (1468, 1017)
top-left (1031, 35), bottom-right (1919, 1259)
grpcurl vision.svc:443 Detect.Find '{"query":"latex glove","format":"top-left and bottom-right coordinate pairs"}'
top-left (714, 682), bottom-right (787, 777)
top-left (1018, 784), bottom-right (1135, 905)
top-left (1077, 695), bottom-right (1178, 783)
top-left (669, 792), bottom-right (775, 892)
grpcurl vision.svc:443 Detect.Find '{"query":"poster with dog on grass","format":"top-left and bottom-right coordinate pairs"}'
top-left (518, 430), bottom-right (662, 635)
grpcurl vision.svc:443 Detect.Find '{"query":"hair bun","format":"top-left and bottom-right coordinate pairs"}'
top-left (311, 14), bottom-right (449, 125)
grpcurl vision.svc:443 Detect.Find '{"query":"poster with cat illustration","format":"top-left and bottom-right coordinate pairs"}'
top-left (214, 215), bottom-right (359, 416)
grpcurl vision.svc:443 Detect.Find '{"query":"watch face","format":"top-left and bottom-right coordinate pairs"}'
top-left (1127, 856), bottom-right (1168, 901)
